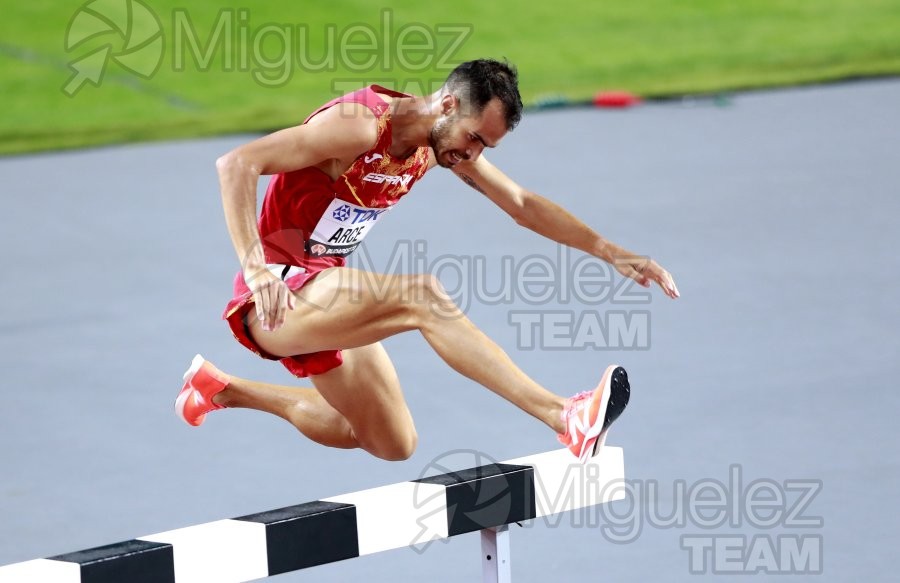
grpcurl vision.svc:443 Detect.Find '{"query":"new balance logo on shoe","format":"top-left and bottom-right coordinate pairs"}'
top-left (557, 365), bottom-right (630, 463)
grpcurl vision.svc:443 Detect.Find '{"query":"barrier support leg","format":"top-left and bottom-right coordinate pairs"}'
top-left (481, 524), bottom-right (511, 583)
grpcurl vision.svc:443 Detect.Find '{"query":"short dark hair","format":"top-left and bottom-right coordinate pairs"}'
top-left (445, 59), bottom-right (523, 131)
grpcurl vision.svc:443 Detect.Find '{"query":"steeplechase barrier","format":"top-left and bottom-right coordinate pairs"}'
top-left (0, 447), bottom-right (624, 583)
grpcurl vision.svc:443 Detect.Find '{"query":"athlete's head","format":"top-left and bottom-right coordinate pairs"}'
top-left (430, 59), bottom-right (524, 168)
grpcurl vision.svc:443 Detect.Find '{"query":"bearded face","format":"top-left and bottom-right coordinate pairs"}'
top-left (428, 97), bottom-right (508, 168)
top-left (428, 113), bottom-right (461, 168)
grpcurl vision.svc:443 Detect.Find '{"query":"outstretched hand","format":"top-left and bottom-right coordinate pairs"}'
top-left (615, 255), bottom-right (680, 299)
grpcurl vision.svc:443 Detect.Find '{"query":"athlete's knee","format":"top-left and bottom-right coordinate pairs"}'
top-left (403, 274), bottom-right (459, 322)
top-left (367, 429), bottom-right (418, 462)
top-left (384, 431), bottom-right (418, 461)
top-left (419, 273), bottom-right (449, 299)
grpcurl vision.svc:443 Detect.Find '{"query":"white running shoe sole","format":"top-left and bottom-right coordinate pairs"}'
top-left (586, 366), bottom-right (630, 461)
top-left (576, 365), bottom-right (616, 462)
top-left (174, 354), bottom-right (207, 425)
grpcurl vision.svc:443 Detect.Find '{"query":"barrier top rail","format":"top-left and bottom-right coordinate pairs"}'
top-left (0, 447), bottom-right (624, 583)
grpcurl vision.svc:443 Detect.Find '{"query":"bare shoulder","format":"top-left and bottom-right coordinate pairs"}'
top-left (226, 102), bottom-right (380, 176)
top-left (303, 101), bottom-right (379, 154)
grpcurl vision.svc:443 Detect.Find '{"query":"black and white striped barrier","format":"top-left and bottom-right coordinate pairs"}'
top-left (0, 447), bottom-right (624, 583)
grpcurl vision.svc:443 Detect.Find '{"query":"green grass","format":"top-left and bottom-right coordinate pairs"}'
top-left (2, 0), bottom-right (900, 154)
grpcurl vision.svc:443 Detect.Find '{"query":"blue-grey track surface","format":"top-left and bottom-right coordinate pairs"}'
top-left (1, 79), bottom-right (898, 581)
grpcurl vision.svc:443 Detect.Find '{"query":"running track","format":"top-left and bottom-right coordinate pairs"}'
top-left (1, 80), bottom-right (898, 581)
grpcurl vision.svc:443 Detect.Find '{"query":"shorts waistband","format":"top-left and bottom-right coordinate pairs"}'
top-left (267, 263), bottom-right (307, 280)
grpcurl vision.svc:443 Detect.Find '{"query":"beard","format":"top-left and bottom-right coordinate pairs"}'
top-left (428, 115), bottom-right (457, 168)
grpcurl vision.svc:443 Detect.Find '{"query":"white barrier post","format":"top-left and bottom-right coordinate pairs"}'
top-left (481, 525), bottom-right (511, 583)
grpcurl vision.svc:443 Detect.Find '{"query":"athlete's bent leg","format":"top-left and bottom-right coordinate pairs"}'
top-left (209, 343), bottom-right (415, 461)
top-left (309, 343), bottom-right (418, 462)
top-left (248, 268), bottom-right (567, 435)
top-left (212, 376), bottom-right (358, 449)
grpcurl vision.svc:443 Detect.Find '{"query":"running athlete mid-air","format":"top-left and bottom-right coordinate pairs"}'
top-left (176, 59), bottom-right (679, 463)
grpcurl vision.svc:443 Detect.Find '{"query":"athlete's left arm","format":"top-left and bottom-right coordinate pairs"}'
top-left (453, 155), bottom-right (679, 298)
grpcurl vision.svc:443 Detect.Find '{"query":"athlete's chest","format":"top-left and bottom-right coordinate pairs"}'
top-left (302, 148), bottom-right (428, 259)
top-left (335, 147), bottom-right (429, 207)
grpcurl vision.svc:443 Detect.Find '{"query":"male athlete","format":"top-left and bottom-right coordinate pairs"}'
top-left (176, 59), bottom-right (679, 463)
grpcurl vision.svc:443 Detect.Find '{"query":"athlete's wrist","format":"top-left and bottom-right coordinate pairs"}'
top-left (239, 245), bottom-right (268, 275)
top-left (594, 238), bottom-right (619, 264)
top-left (241, 259), bottom-right (271, 287)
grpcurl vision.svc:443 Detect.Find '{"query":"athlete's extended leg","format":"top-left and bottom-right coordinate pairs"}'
top-left (249, 267), bottom-right (568, 435)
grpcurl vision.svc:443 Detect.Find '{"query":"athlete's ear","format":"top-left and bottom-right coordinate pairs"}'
top-left (440, 93), bottom-right (457, 116)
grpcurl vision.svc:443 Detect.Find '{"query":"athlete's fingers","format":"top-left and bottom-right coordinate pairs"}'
top-left (272, 282), bottom-right (295, 329)
top-left (650, 264), bottom-right (680, 299)
top-left (647, 269), bottom-right (671, 298)
top-left (656, 276), bottom-right (676, 298)
top-left (661, 272), bottom-right (680, 298)
top-left (253, 286), bottom-right (267, 326)
top-left (264, 281), bottom-right (278, 330)
top-left (255, 297), bottom-right (265, 324)
top-left (256, 282), bottom-right (271, 331)
top-left (616, 256), bottom-right (678, 297)
top-left (636, 258), bottom-right (675, 298)
top-left (255, 291), bottom-right (268, 331)
top-left (251, 279), bottom-right (265, 323)
top-left (272, 286), bottom-right (282, 331)
top-left (273, 282), bottom-right (288, 330)
top-left (248, 271), bottom-right (283, 330)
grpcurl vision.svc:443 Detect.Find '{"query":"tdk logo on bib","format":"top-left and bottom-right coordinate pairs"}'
top-left (349, 208), bottom-right (388, 224)
top-left (332, 204), bottom-right (352, 222)
top-left (307, 198), bottom-right (393, 257)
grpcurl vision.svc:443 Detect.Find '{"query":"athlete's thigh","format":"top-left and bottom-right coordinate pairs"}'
top-left (309, 342), bottom-right (417, 455)
top-left (249, 267), bottom-right (427, 357)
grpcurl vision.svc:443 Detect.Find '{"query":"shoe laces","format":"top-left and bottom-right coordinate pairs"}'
top-left (562, 390), bottom-right (592, 420)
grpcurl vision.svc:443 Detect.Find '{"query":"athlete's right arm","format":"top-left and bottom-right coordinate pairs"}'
top-left (216, 103), bottom-right (377, 331)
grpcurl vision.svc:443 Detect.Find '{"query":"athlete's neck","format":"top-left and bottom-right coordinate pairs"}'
top-left (387, 94), bottom-right (440, 158)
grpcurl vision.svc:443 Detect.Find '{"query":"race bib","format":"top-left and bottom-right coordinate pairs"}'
top-left (306, 198), bottom-right (392, 258)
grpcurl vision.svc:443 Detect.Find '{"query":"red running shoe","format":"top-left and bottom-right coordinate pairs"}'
top-left (174, 354), bottom-right (230, 427)
top-left (557, 365), bottom-right (630, 462)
